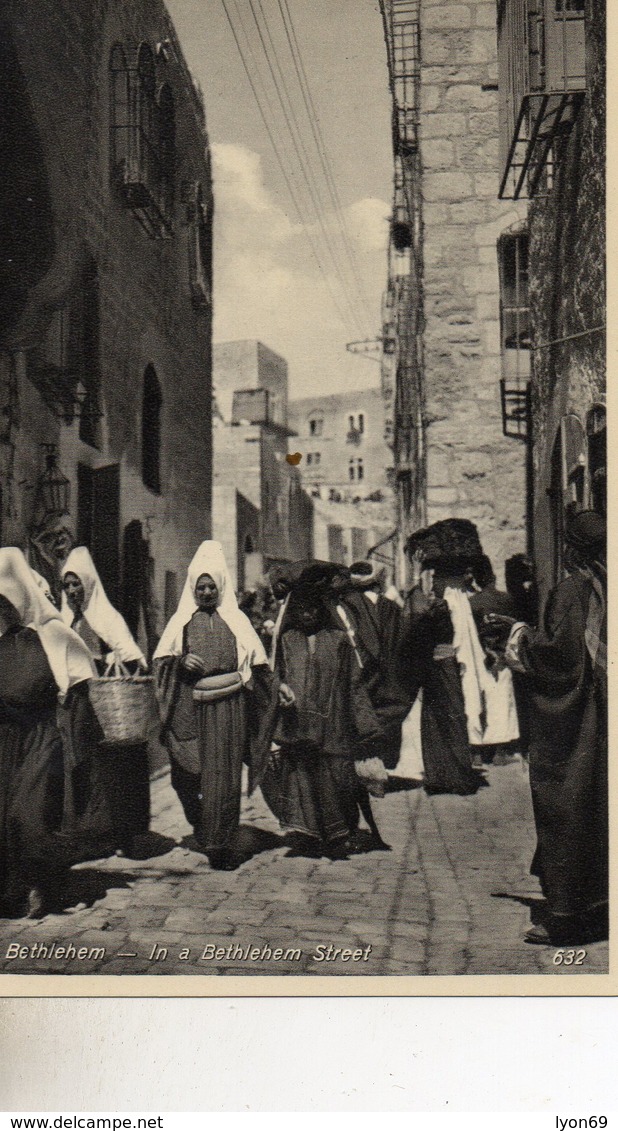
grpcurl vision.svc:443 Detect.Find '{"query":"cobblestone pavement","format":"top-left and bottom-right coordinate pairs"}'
top-left (0, 749), bottom-right (608, 979)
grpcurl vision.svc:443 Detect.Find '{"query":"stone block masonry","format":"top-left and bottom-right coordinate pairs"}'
top-left (419, 0), bottom-right (528, 576)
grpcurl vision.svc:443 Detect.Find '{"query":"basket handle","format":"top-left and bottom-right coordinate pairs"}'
top-left (103, 654), bottom-right (131, 678)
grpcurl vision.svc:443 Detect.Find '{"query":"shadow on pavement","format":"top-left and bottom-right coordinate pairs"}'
top-left (385, 776), bottom-right (424, 793)
top-left (237, 824), bottom-right (284, 857)
top-left (491, 890), bottom-right (549, 927)
top-left (53, 868), bottom-right (139, 915)
top-left (121, 832), bottom-right (177, 860)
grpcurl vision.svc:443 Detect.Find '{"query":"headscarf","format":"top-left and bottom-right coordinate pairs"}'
top-left (153, 541), bottom-right (268, 682)
top-left (0, 548), bottom-right (95, 698)
top-left (60, 546), bottom-right (146, 667)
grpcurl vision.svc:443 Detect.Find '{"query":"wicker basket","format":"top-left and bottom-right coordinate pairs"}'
top-left (89, 658), bottom-right (155, 746)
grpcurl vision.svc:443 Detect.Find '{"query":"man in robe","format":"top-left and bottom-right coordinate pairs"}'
top-left (333, 561), bottom-right (411, 770)
top-left (499, 510), bottom-right (607, 944)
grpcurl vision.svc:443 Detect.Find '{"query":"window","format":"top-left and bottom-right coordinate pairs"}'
top-left (358, 413), bottom-right (364, 434)
top-left (358, 458), bottom-right (364, 481)
top-left (309, 416), bottom-right (323, 437)
top-left (109, 43), bottom-right (175, 237)
top-left (142, 364), bottom-right (162, 494)
top-left (349, 459), bottom-right (355, 482)
top-left (158, 83), bottom-right (175, 221)
top-left (348, 415), bottom-right (354, 432)
top-left (187, 182), bottom-right (212, 310)
top-left (497, 0), bottom-right (586, 199)
top-left (348, 458), bottom-right (364, 482)
top-left (307, 454), bottom-right (312, 466)
top-left (499, 233), bottom-right (530, 350)
top-left (499, 231), bottom-right (531, 440)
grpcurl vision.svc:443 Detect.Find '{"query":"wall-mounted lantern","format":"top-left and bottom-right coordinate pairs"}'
top-left (37, 443), bottom-right (70, 518)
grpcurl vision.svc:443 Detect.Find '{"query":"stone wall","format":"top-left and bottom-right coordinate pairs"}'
top-left (0, 0), bottom-right (213, 642)
top-left (527, 0), bottom-right (605, 597)
top-left (420, 0), bottom-right (528, 577)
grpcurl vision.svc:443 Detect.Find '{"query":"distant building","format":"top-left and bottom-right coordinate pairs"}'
top-left (0, 0), bottom-right (214, 652)
top-left (288, 387), bottom-right (393, 503)
top-left (212, 340), bottom-right (312, 589)
top-left (288, 387), bottom-right (396, 572)
top-left (497, 0), bottom-right (605, 598)
top-left (379, 0), bottom-right (528, 585)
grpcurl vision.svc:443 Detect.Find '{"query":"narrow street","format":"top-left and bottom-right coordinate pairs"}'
top-left (0, 736), bottom-right (608, 979)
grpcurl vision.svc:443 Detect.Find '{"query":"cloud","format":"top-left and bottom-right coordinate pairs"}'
top-left (211, 143), bottom-right (389, 396)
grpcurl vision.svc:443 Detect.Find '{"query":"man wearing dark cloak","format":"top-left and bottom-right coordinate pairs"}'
top-left (330, 562), bottom-right (411, 771)
top-left (499, 510), bottom-right (607, 945)
top-left (261, 584), bottom-right (382, 858)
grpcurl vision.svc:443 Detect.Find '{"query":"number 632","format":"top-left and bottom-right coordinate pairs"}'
top-left (553, 949), bottom-right (587, 965)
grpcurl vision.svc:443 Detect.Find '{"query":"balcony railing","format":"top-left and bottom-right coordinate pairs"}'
top-left (498, 0), bottom-right (586, 199)
top-left (111, 69), bottom-right (174, 238)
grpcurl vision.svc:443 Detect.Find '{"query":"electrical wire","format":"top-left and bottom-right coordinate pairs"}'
top-left (219, 0), bottom-right (376, 338)
top-left (277, 0), bottom-right (375, 322)
top-left (247, 0), bottom-right (365, 334)
top-left (218, 0), bottom-right (357, 333)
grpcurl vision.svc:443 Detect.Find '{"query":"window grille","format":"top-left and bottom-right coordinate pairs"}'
top-left (498, 0), bottom-right (586, 199)
top-left (498, 231), bottom-right (531, 440)
top-left (380, 1), bottom-right (420, 157)
top-left (110, 43), bottom-right (175, 237)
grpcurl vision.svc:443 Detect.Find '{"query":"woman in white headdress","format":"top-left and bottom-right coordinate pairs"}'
top-left (59, 547), bottom-right (150, 853)
top-left (153, 541), bottom-right (281, 870)
top-left (60, 546), bottom-right (147, 671)
top-left (0, 548), bottom-right (96, 916)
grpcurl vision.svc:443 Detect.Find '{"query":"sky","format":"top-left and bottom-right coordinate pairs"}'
top-left (165, 0), bottom-right (394, 398)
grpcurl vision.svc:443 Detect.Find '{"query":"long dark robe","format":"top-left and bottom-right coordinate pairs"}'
top-left (0, 627), bottom-right (66, 907)
top-left (57, 681), bottom-right (118, 861)
top-left (71, 616), bottom-right (151, 846)
top-left (516, 571), bottom-right (607, 922)
top-left (337, 590), bottom-right (411, 769)
top-left (398, 591), bottom-right (481, 795)
top-left (261, 627), bottom-right (380, 843)
top-left (155, 610), bottom-right (278, 852)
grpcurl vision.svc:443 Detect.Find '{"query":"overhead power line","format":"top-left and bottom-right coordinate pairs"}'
top-left (219, 0), bottom-right (358, 333)
top-left (218, 0), bottom-right (376, 339)
top-left (277, 0), bottom-right (375, 322)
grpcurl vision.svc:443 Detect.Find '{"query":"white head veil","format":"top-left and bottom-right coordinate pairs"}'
top-left (0, 548), bottom-right (96, 698)
top-left (60, 546), bottom-right (146, 666)
top-left (153, 541), bottom-right (268, 682)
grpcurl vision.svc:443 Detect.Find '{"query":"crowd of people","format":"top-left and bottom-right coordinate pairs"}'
top-left (0, 508), bottom-right (607, 949)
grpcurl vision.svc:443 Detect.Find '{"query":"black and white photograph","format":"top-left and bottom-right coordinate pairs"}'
top-left (0, 0), bottom-right (608, 984)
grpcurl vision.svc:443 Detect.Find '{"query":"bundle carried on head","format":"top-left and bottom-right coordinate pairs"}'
top-left (349, 560), bottom-right (385, 590)
top-left (406, 519), bottom-right (483, 576)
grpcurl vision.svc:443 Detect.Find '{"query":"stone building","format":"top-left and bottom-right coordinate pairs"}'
top-left (288, 387), bottom-right (393, 503)
top-left (380, 0), bottom-right (529, 584)
top-left (0, 0), bottom-right (213, 652)
top-left (288, 386), bottom-right (396, 571)
top-left (497, 0), bottom-right (605, 599)
top-left (212, 340), bottom-right (313, 589)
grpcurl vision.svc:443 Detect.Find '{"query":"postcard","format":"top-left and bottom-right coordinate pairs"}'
top-left (0, 0), bottom-right (611, 997)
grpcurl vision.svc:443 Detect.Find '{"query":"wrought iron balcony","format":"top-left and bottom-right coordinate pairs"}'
top-left (498, 0), bottom-right (586, 199)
